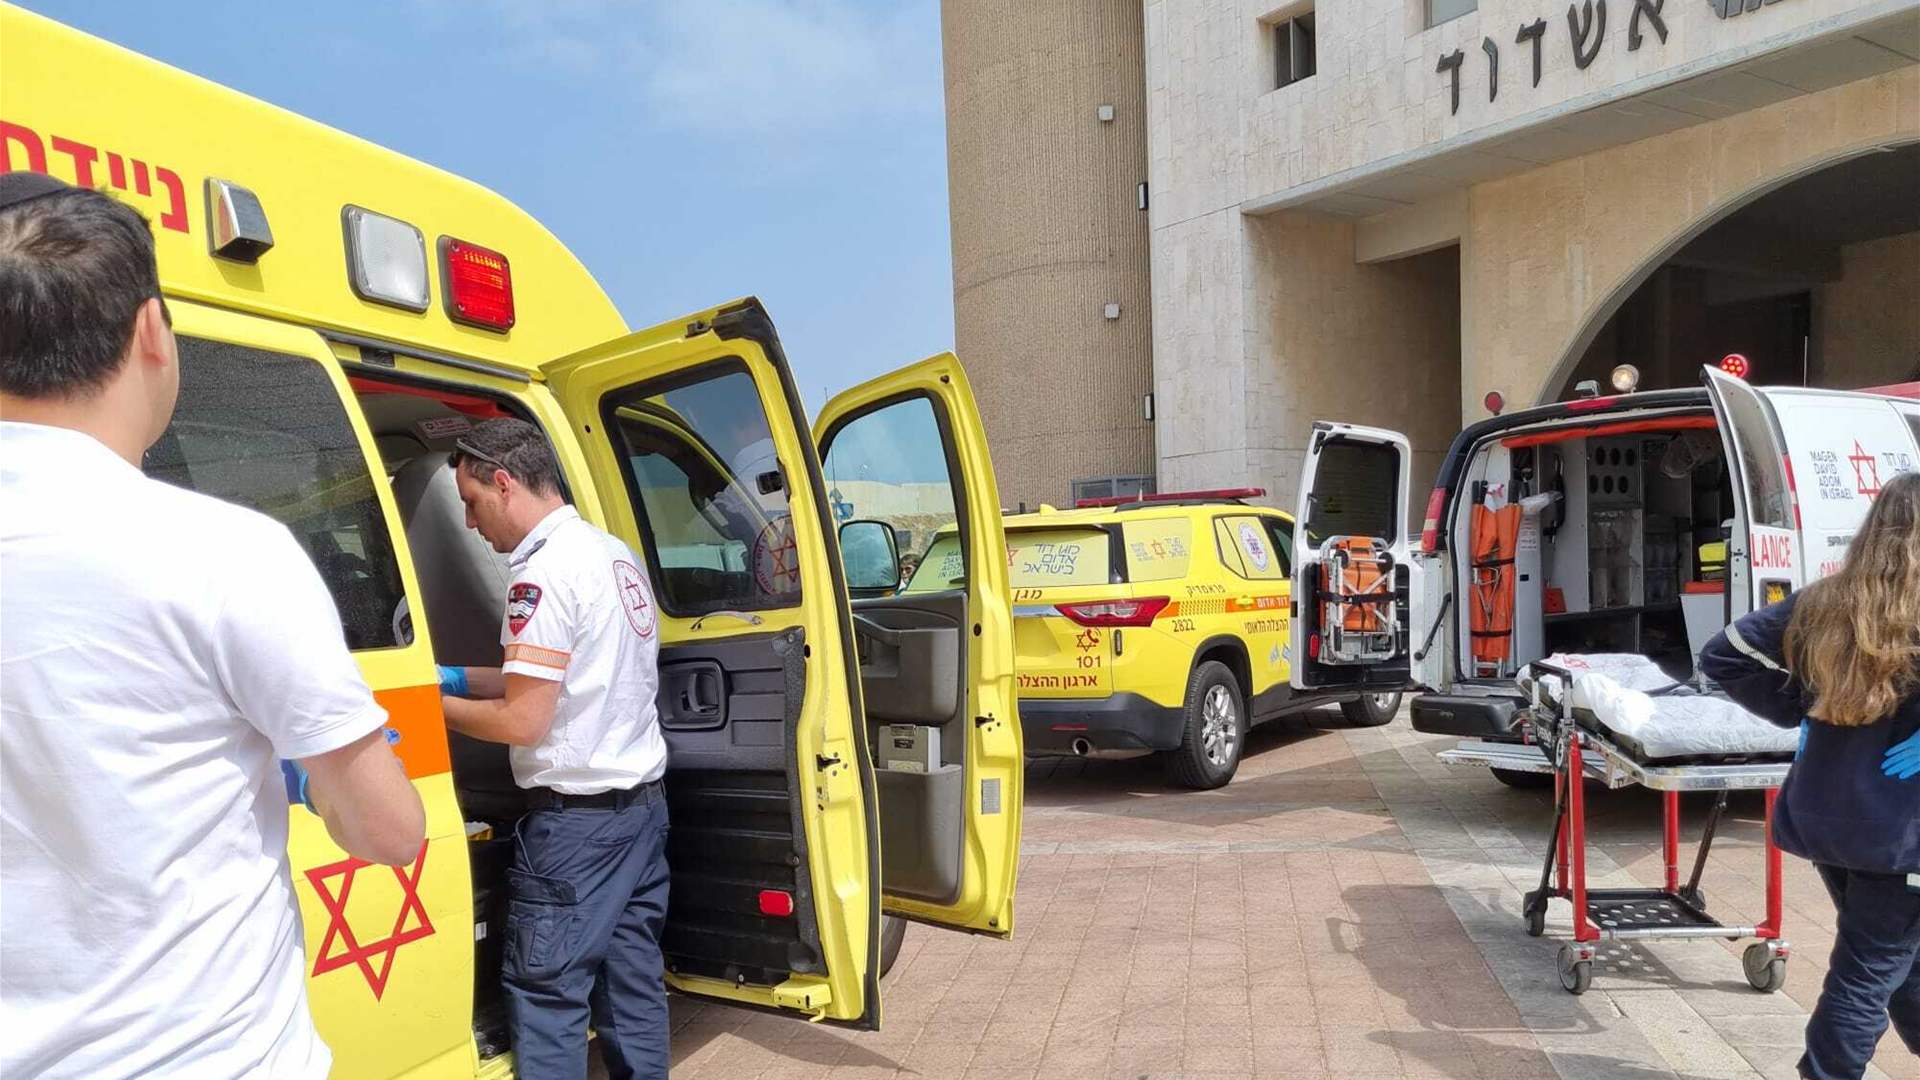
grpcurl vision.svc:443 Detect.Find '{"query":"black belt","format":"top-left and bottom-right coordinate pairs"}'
top-left (525, 779), bottom-right (663, 811)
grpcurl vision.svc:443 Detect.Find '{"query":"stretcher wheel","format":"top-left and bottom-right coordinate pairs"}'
top-left (1523, 895), bottom-right (1547, 938)
top-left (1743, 943), bottom-right (1787, 993)
top-left (1557, 944), bottom-right (1592, 995)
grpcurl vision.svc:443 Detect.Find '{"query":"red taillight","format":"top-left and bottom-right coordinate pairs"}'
top-left (1419, 487), bottom-right (1448, 552)
top-left (1308, 633), bottom-right (1321, 660)
top-left (1054, 597), bottom-right (1170, 627)
top-left (758, 889), bottom-right (794, 917)
top-left (439, 237), bottom-right (515, 331)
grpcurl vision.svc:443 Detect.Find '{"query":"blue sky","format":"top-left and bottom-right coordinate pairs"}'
top-left (21, 0), bottom-right (955, 411)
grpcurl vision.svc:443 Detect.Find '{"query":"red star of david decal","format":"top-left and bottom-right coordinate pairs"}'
top-left (305, 839), bottom-right (433, 999)
top-left (1848, 440), bottom-right (1882, 499)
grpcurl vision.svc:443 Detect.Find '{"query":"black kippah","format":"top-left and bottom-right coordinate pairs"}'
top-left (0, 171), bottom-right (73, 211)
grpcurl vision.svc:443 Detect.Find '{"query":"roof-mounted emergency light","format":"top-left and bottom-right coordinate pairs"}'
top-left (204, 178), bottom-right (273, 263)
top-left (1610, 364), bottom-right (1641, 393)
top-left (1718, 353), bottom-right (1750, 380)
top-left (439, 237), bottom-right (515, 332)
top-left (343, 205), bottom-right (429, 312)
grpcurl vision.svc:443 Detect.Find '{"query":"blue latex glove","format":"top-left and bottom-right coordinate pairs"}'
top-left (279, 760), bottom-right (317, 813)
top-left (1884, 730), bottom-right (1920, 781)
top-left (437, 664), bottom-right (469, 697)
top-left (1794, 719), bottom-right (1808, 761)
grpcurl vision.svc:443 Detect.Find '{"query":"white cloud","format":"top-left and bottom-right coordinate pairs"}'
top-left (438, 0), bottom-right (942, 135)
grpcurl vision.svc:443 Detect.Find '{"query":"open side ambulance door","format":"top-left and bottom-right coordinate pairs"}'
top-left (1289, 421), bottom-right (1429, 693)
top-left (541, 299), bottom-right (880, 1027)
top-left (1702, 367), bottom-right (1801, 618)
top-left (814, 355), bottom-right (1020, 939)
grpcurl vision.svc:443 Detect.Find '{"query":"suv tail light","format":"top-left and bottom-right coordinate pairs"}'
top-left (1054, 597), bottom-right (1170, 627)
top-left (439, 237), bottom-right (515, 331)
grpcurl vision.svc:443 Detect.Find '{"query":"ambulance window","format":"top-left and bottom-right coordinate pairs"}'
top-left (822, 395), bottom-right (964, 593)
top-left (143, 337), bottom-right (409, 650)
top-left (1718, 390), bottom-right (1791, 529)
top-left (1121, 518), bottom-right (1192, 583)
top-left (1307, 439), bottom-right (1399, 542)
top-left (604, 364), bottom-right (798, 616)
top-left (1261, 516), bottom-right (1294, 576)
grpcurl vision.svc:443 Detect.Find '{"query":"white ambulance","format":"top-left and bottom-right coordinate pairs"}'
top-left (1281, 367), bottom-right (1920, 782)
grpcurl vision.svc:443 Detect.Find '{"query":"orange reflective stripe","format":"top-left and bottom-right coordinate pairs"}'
top-left (372, 684), bottom-right (451, 779)
top-left (504, 643), bottom-right (571, 670)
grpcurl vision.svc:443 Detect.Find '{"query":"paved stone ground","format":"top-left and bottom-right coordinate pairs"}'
top-left (656, 706), bottom-right (1917, 1079)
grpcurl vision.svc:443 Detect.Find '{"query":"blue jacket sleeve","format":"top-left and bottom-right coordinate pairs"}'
top-left (1698, 594), bottom-right (1807, 730)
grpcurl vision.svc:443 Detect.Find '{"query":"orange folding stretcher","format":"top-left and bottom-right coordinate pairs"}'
top-left (1316, 536), bottom-right (1399, 664)
top-left (1470, 503), bottom-right (1521, 677)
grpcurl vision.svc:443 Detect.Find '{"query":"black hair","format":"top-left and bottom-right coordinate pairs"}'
top-left (448, 417), bottom-right (564, 497)
top-left (0, 187), bottom-right (168, 400)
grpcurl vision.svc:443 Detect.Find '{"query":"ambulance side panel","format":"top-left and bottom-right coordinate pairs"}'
top-left (1761, 388), bottom-right (1920, 583)
top-left (164, 302), bottom-right (473, 1079)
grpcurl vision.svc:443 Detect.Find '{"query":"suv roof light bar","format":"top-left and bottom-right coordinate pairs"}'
top-left (1075, 487), bottom-right (1266, 509)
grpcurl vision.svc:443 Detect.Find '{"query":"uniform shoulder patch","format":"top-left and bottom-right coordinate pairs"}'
top-left (506, 582), bottom-right (543, 636)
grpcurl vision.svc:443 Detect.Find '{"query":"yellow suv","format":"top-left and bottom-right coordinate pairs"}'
top-left (904, 489), bottom-right (1401, 788)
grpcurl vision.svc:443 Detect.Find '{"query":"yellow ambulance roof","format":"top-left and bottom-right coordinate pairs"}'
top-left (0, 3), bottom-right (626, 371)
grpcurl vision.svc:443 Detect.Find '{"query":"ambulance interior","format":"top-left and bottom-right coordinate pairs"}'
top-left (351, 376), bottom-right (963, 1044)
top-left (1449, 412), bottom-right (1739, 688)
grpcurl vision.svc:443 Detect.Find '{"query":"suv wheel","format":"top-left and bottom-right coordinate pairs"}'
top-left (1339, 691), bottom-right (1401, 727)
top-left (878, 915), bottom-right (908, 977)
top-left (1165, 661), bottom-right (1245, 789)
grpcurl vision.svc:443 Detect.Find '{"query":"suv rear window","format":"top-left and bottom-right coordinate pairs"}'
top-left (916, 526), bottom-right (1103, 592)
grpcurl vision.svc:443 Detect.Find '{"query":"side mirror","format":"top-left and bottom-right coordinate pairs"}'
top-left (839, 519), bottom-right (901, 593)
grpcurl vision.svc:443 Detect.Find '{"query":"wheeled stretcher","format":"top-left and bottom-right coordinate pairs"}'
top-left (1316, 535), bottom-right (1399, 664)
top-left (1439, 658), bottom-right (1792, 995)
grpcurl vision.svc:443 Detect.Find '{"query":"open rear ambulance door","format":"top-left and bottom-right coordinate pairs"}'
top-left (1289, 422), bottom-right (1429, 693)
top-left (1702, 367), bottom-right (1801, 618)
top-left (541, 299), bottom-right (880, 1026)
top-left (814, 355), bottom-right (1021, 939)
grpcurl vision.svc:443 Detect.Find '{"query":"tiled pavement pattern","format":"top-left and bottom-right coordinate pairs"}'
top-left (656, 707), bottom-right (1916, 1079)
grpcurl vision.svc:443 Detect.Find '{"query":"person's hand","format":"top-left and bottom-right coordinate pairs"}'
top-left (1883, 730), bottom-right (1920, 781)
top-left (437, 664), bottom-right (469, 697)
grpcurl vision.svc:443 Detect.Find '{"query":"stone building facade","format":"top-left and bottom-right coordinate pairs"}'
top-left (945, 0), bottom-right (1919, 508)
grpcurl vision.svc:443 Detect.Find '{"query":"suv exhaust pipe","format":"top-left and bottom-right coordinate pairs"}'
top-left (1070, 737), bottom-right (1093, 757)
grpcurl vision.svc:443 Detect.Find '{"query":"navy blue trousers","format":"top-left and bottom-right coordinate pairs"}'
top-left (1801, 864), bottom-right (1920, 1080)
top-left (504, 788), bottom-right (670, 1080)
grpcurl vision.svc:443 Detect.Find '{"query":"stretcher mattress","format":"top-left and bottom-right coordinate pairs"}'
top-left (1520, 653), bottom-right (1799, 764)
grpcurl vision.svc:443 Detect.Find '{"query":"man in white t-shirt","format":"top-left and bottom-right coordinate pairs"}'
top-left (0, 174), bottom-right (425, 1077)
top-left (437, 418), bottom-right (669, 1080)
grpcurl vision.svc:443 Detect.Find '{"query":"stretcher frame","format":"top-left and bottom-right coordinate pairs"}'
top-left (1437, 661), bottom-right (1791, 995)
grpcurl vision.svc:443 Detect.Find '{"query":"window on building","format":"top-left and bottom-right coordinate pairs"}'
top-left (1070, 475), bottom-right (1154, 504)
top-left (1427, 0), bottom-right (1477, 27)
top-left (1274, 11), bottom-right (1316, 89)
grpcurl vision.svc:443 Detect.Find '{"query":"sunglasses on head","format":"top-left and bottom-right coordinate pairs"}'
top-left (454, 439), bottom-right (510, 474)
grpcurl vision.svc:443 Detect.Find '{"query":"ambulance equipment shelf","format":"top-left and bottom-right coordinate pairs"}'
top-left (1435, 661), bottom-right (1791, 995)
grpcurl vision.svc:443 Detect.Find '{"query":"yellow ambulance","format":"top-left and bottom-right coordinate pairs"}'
top-left (902, 490), bottom-right (1404, 789)
top-left (1, 5), bottom-right (1020, 1075)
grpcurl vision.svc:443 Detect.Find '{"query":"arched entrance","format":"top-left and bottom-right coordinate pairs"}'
top-left (1545, 140), bottom-right (1920, 402)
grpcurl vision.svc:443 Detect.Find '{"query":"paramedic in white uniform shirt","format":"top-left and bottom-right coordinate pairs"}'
top-left (436, 417), bottom-right (669, 1080)
top-left (0, 174), bottom-right (425, 1079)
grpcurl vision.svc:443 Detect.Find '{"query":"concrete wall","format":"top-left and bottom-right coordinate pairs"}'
top-left (1246, 214), bottom-right (1461, 508)
top-left (1145, 0), bottom-right (1910, 224)
top-left (943, 0), bottom-right (1155, 509)
top-left (1814, 230), bottom-right (1920, 387)
top-left (1463, 66), bottom-right (1920, 411)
